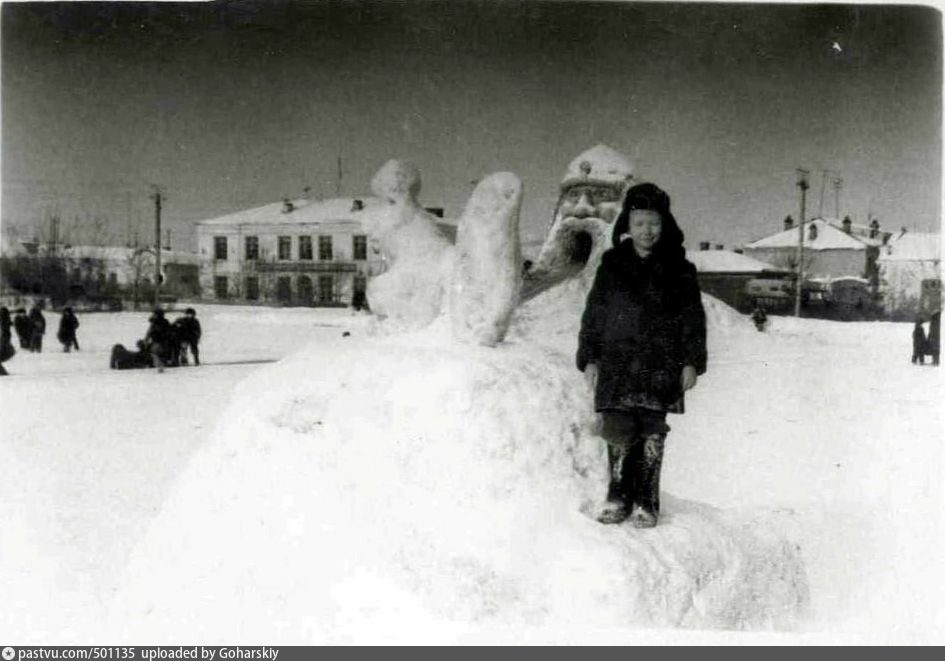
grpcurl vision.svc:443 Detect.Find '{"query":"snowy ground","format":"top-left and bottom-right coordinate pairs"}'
top-left (1, 303), bottom-right (943, 644)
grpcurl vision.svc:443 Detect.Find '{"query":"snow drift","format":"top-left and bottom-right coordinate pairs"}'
top-left (108, 305), bottom-right (806, 642)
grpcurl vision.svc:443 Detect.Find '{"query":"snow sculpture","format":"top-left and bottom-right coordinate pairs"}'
top-left (360, 159), bottom-right (454, 331)
top-left (450, 172), bottom-right (523, 346)
top-left (106, 147), bottom-right (808, 641)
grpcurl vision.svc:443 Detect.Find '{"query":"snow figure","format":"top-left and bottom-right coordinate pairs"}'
top-left (360, 159), bottom-right (454, 331)
top-left (450, 172), bottom-right (523, 346)
top-left (106, 148), bottom-right (808, 642)
top-left (361, 160), bottom-right (522, 346)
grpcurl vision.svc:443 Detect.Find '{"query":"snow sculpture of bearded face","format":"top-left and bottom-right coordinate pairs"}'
top-left (522, 144), bottom-right (634, 301)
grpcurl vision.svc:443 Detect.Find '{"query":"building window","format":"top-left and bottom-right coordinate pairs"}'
top-left (214, 236), bottom-right (228, 260)
top-left (277, 276), bottom-right (291, 303)
top-left (245, 236), bottom-right (259, 260)
top-left (108, 272), bottom-right (118, 285)
top-left (318, 275), bottom-right (334, 303)
top-left (245, 276), bottom-right (259, 301)
top-left (214, 276), bottom-right (228, 299)
top-left (299, 236), bottom-right (313, 260)
top-left (297, 275), bottom-right (313, 303)
top-left (353, 235), bottom-right (367, 261)
top-left (72, 269), bottom-right (81, 281)
top-left (318, 236), bottom-right (333, 261)
top-left (278, 236), bottom-right (292, 261)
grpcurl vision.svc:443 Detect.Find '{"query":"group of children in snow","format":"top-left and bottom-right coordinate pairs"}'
top-left (0, 304), bottom-right (202, 375)
top-left (0, 303), bottom-right (80, 375)
top-left (109, 307), bottom-right (202, 372)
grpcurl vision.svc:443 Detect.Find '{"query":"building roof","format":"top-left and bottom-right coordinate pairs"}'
top-left (195, 196), bottom-right (387, 227)
top-left (744, 218), bottom-right (882, 251)
top-left (878, 231), bottom-right (941, 262)
top-left (686, 249), bottom-right (787, 274)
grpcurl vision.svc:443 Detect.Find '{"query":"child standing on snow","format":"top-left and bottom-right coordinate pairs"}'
top-left (577, 182), bottom-right (707, 528)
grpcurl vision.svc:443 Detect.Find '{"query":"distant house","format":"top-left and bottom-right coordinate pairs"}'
top-left (60, 245), bottom-right (202, 298)
top-left (194, 196), bottom-right (454, 307)
top-left (742, 217), bottom-right (891, 286)
top-left (2, 242), bottom-right (201, 306)
top-left (686, 245), bottom-right (789, 312)
top-left (877, 231), bottom-right (941, 319)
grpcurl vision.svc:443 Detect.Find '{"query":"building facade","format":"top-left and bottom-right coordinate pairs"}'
top-left (686, 246), bottom-right (789, 312)
top-left (195, 197), bottom-right (387, 307)
top-left (743, 217), bottom-right (890, 284)
top-left (878, 231), bottom-right (942, 319)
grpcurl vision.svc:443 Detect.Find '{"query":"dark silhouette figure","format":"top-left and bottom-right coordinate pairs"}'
top-left (928, 312), bottom-right (941, 366)
top-left (13, 308), bottom-right (31, 349)
top-left (28, 305), bottom-right (46, 353)
top-left (110, 340), bottom-right (152, 370)
top-left (172, 308), bottom-right (202, 366)
top-left (0, 307), bottom-right (14, 376)
top-left (145, 308), bottom-right (179, 371)
top-left (751, 304), bottom-right (768, 332)
top-left (912, 320), bottom-right (928, 365)
top-left (57, 307), bottom-right (80, 352)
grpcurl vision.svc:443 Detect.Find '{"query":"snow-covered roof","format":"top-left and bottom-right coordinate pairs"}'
top-left (745, 219), bottom-right (879, 251)
top-left (560, 144), bottom-right (634, 188)
top-left (878, 231), bottom-right (941, 262)
top-left (686, 249), bottom-right (787, 274)
top-left (196, 196), bottom-right (387, 227)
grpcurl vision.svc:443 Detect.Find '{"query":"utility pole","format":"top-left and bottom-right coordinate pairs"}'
top-left (832, 176), bottom-right (843, 218)
top-left (336, 156), bottom-right (342, 197)
top-left (795, 169), bottom-right (810, 317)
top-left (150, 185), bottom-right (164, 309)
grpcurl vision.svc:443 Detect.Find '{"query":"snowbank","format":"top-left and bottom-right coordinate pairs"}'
top-left (108, 314), bottom-right (807, 642)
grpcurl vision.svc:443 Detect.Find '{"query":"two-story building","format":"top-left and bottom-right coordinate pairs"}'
top-left (195, 196), bottom-right (388, 307)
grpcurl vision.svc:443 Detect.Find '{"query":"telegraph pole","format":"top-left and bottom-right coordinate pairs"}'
top-left (795, 169), bottom-right (810, 317)
top-left (818, 169), bottom-right (829, 218)
top-left (833, 176), bottom-right (843, 218)
top-left (150, 186), bottom-right (164, 309)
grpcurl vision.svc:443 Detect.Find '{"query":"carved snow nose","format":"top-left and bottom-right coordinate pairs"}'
top-left (569, 193), bottom-right (597, 219)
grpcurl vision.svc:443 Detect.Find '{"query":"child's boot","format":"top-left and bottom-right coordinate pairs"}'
top-left (629, 432), bottom-right (665, 528)
top-left (597, 444), bottom-right (633, 524)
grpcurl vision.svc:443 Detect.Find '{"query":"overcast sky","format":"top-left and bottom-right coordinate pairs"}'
top-left (1, 0), bottom-right (941, 252)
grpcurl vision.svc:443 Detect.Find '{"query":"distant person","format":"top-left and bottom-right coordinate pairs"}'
top-left (751, 303), bottom-right (768, 332)
top-left (28, 304), bottom-right (46, 353)
top-left (0, 307), bottom-right (14, 376)
top-left (912, 319), bottom-right (928, 365)
top-left (57, 307), bottom-right (80, 352)
top-left (13, 308), bottom-right (31, 349)
top-left (928, 311), bottom-right (941, 367)
top-left (577, 182), bottom-right (707, 528)
top-left (173, 308), bottom-right (202, 366)
top-left (145, 307), bottom-right (176, 372)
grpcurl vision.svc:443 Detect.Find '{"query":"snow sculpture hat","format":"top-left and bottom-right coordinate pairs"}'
top-left (611, 182), bottom-right (686, 262)
top-left (559, 144), bottom-right (635, 191)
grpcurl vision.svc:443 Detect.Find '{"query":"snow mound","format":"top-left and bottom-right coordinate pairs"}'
top-left (109, 330), bottom-right (808, 642)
